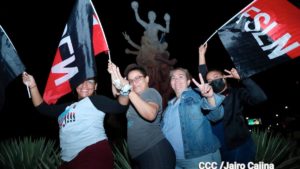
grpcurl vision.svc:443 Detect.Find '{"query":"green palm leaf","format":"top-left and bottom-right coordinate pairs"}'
top-left (252, 128), bottom-right (300, 169)
top-left (0, 137), bottom-right (61, 169)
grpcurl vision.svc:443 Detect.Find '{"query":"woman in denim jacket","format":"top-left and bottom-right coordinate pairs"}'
top-left (162, 67), bottom-right (224, 169)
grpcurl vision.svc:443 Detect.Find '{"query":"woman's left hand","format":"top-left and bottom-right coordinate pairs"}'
top-left (108, 62), bottom-right (129, 89)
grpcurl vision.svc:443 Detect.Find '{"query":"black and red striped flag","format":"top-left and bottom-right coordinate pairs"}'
top-left (43, 0), bottom-right (109, 104)
top-left (218, 0), bottom-right (300, 78)
top-left (0, 25), bottom-right (25, 110)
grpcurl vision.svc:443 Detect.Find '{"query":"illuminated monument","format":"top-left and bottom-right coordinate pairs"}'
top-left (124, 1), bottom-right (176, 107)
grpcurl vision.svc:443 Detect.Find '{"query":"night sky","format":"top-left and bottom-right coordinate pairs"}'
top-left (0, 0), bottom-right (299, 142)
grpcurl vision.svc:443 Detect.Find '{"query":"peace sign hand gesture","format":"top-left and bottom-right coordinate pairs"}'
top-left (192, 73), bottom-right (214, 98)
top-left (223, 68), bottom-right (240, 80)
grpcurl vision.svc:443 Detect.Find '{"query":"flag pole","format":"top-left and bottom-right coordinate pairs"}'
top-left (108, 51), bottom-right (111, 62)
top-left (26, 84), bottom-right (31, 98)
top-left (22, 72), bottom-right (31, 98)
top-left (89, 0), bottom-right (111, 61)
top-left (0, 25), bottom-right (17, 51)
top-left (204, 0), bottom-right (257, 44)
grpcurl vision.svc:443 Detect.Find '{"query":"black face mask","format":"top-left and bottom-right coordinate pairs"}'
top-left (210, 78), bottom-right (226, 93)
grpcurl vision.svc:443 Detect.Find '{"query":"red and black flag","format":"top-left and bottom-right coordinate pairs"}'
top-left (43, 0), bottom-right (109, 104)
top-left (0, 25), bottom-right (25, 110)
top-left (218, 0), bottom-right (300, 78)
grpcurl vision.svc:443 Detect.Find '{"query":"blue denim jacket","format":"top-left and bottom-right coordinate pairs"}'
top-left (163, 87), bottom-right (224, 159)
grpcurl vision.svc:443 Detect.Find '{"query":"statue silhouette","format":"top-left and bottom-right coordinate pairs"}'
top-left (124, 1), bottom-right (176, 107)
top-left (131, 1), bottom-right (170, 46)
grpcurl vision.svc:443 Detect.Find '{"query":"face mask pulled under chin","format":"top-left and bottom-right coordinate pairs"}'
top-left (210, 78), bottom-right (226, 93)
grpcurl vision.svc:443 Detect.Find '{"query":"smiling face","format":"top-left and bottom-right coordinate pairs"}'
top-left (170, 68), bottom-right (191, 97)
top-left (76, 79), bottom-right (97, 99)
top-left (127, 70), bottom-right (149, 95)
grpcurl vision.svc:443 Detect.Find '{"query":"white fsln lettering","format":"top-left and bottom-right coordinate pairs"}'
top-left (238, 6), bottom-right (300, 59)
top-left (236, 7), bottom-right (260, 25)
top-left (59, 36), bottom-right (74, 55)
top-left (51, 24), bottom-right (79, 86)
top-left (262, 33), bottom-right (300, 59)
top-left (252, 22), bottom-right (277, 46)
top-left (52, 55), bottom-right (78, 86)
top-left (245, 12), bottom-right (270, 32)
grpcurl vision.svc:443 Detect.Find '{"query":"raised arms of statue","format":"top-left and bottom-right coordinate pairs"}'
top-left (123, 32), bottom-right (141, 50)
top-left (123, 32), bottom-right (140, 55)
top-left (131, 1), bottom-right (170, 43)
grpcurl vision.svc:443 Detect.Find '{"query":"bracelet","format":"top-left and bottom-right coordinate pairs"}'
top-left (112, 79), bottom-right (122, 90)
top-left (120, 84), bottom-right (132, 96)
top-left (30, 85), bottom-right (37, 89)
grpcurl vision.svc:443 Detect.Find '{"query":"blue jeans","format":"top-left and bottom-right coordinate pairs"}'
top-left (175, 150), bottom-right (221, 169)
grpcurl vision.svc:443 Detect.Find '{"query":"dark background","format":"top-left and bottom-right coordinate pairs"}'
top-left (0, 0), bottom-right (299, 142)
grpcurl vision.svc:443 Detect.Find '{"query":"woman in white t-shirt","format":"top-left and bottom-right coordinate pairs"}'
top-left (22, 72), bottom-right (128, 169)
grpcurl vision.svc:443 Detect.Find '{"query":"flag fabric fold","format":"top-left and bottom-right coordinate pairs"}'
top-left (43, 0), bottom-right (109, 104)
top-left (218, 0), bottom-right (300, 78)
top-left (0, 25), bottom-right (25, 110)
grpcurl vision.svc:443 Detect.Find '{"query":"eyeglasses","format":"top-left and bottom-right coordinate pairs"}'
top-left (128, 75), bottom-right (144, 84)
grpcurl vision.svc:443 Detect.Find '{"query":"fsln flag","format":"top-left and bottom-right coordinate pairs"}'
top-left (0, 25), bottom-right (26, 110)
top-left (218, 0), bottom-right (300, 78)
top-left (43, 0), bottom-right (109, 104)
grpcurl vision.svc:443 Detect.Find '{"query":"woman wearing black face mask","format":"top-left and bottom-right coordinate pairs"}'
top-left (198, 43), bottom-right (267, 165)
top-left (209, 77), bottom-right (226, 94)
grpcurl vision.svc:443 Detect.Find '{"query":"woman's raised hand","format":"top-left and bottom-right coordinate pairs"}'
top-left (22, 72), bottom-right (37, 88)
top-left (192, 73), bottom-right (214, 98)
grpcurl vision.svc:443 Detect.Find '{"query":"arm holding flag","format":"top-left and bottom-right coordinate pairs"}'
top-left (22, 72), bottom-right (68, 118)
top-left (107, 62), bottom-right (130, 105)
top-left (199, 43), bottom-right (207, 66)
top-left (22, 72), bottom-right (43, 107)
top-left (198, 43), bottom-right (208, 79)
